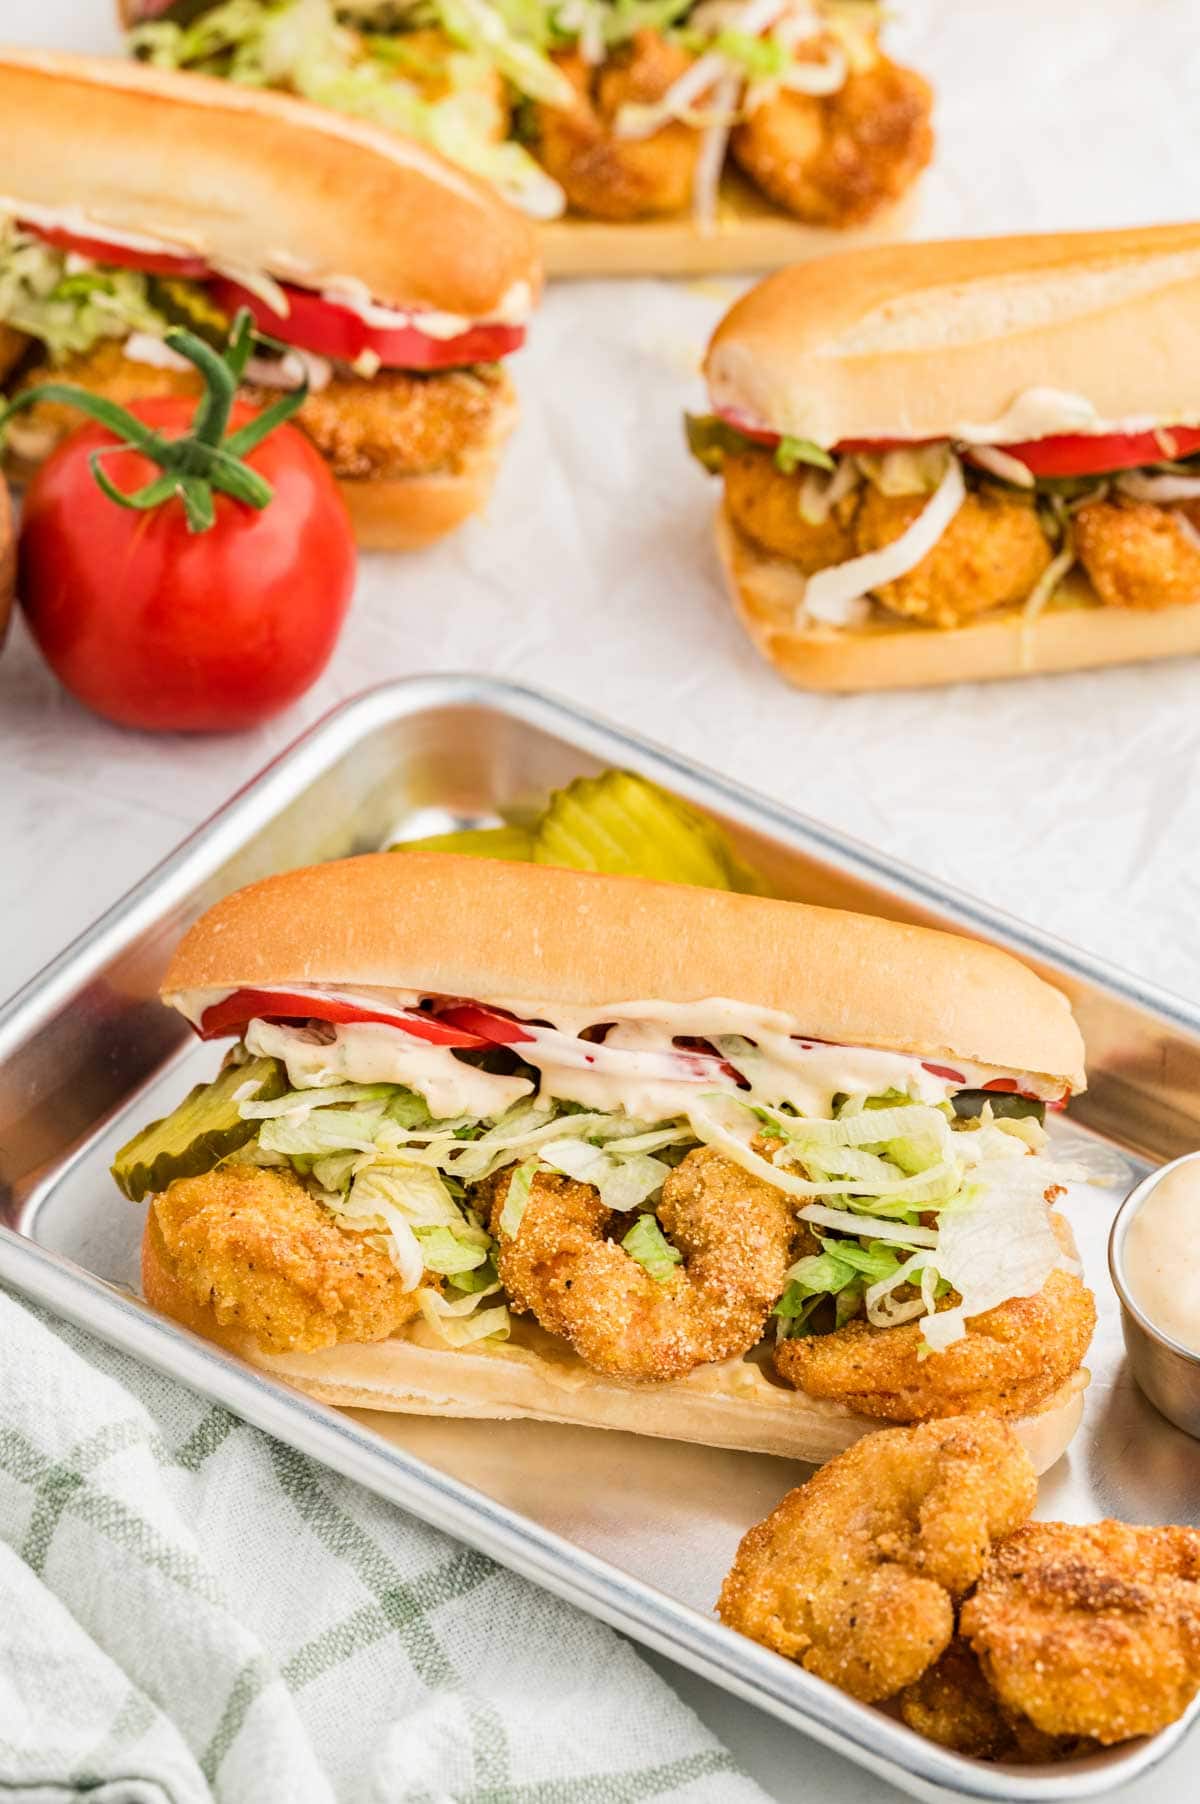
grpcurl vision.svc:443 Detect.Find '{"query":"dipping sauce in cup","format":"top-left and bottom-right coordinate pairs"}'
top-left (1123, 1161), bottom-right (1200, 1354)
top-left (1110, 1151), bottom-right (1200, 1439)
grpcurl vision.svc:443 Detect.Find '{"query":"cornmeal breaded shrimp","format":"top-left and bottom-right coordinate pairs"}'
top-left (718, 1417), bottom-right (1036, 1702)
top-left (1074, 498), bottom-right (1200, 611)
top-left (723, 447), bottom-right (858, 569)
top-left (962, 1521), bottom-right (1200, 1745)
top-left (730, 49), bottom-right (933, 227)
top-left (533, 31), bottom-right (702, 221)
top-left (854, 484), bottom-right (1054, 627)
top-left (149, 1165), bottom-right (423, 1355)
top-left (899, 1638), bottom-right (1095, 1763)
top-left (774, 1267), bottom-right (1096, 1422)
top-left (489, 1146), bottom-right (799, 1381)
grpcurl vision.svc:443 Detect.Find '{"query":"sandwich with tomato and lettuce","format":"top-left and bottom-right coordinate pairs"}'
top-left (0, 49), bottom-right (539, 547)
top-left (689, 225), bottom-right (1200, 689)
top-left (113, 850), bottom-right (1095, 1471)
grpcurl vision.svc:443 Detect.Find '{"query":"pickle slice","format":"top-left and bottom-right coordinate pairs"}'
top-left (389, 824), bottom-right (535, 861)
top-left (111, 1055), bottom-right (286, 1203)
top-left (532, 771), bottom-right (770, 894)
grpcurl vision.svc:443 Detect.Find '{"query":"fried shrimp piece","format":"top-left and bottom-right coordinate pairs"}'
top-left (962, 1521), bottom-right (1200, 1745)
top-left (533, 31), bottom-right (702, 221)
top-left (149, 1165), bottom-right (423, 1356)
top-left (730, 49), bottom-right (933, 227)
top-left (899, 1639), bottom-right (1093, 1762)
top-left (718, 1417), bottom-right (1036, 1702)
top-left (774, 1267), bottom-right (1096, 1422)
top-left (1074, 498), bottom-right (1200, 611)
top-left (854, 483), bottom-right (1054, 627)
top-left (723, 448), bottom-right (857, 568)
top-left (7, 339), bottom-right (202, 468)
top-left (244, 365), bottom-right (515, 481)
top-left (489, 1146), bottom-right (799, 1381)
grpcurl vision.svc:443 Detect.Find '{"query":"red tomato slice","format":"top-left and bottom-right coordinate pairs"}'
top-left (923, 1062), bottom-right (966, 1083)
top-left (197, 988), bottom-right (488, 1045)
top-left (989, 426), bottom-right (1200, 479)
top-left (209, 278), bottom-right (525, 370)
top-left (23, 221), bottom-right (210, 277)
top-left (436, 1004), bottom-right (536, 1045)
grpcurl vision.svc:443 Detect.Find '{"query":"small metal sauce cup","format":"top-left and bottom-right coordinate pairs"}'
top-left (1109, 1150), bottom-right (1200, 1441)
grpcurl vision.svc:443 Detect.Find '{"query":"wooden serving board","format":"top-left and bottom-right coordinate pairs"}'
top-left (540, 168), bottom-right (919, 277)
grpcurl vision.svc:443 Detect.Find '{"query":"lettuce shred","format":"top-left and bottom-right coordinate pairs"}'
top-left (0, 224), bottom-right (169, 364)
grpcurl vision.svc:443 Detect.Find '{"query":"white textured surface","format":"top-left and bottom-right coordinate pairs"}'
top-left (4, 3), bottom-right (1200, 1798)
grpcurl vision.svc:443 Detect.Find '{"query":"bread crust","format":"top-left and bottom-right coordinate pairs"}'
top-left (140, 1219), bottom-right (1084, 1473)
top-left (161, 850), bottom-right (1086, 1090)
top-left (717, 501), bottom-right (1200, 691)
top-left (705, 224), bottom-right (1200, 446)
top-left (0, 49), bottom-right (540, 316)
top-left (335, 391), bottom-right (517, 548)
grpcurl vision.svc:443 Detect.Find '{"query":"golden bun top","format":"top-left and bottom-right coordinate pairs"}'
top-left (162, 852), bottom-right (1087, 1092)
top-left (705, 224), bottom-right (1200, 446)
top-left (0, 49), bottom-right (541, 317)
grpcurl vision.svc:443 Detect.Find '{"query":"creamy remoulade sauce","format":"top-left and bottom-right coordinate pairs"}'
top-left (169, 985), bottom-right (1067, 1121)
top-left (1123, 1160), bottom-right (1200, 1354)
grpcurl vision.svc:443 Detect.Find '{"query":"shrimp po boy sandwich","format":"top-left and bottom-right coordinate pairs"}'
top-left (0, 49), bottom-right (539, 547)
top-left (690, 224), bottom-right (1200, 688)
top-left (114, 853), bottom-right (1095, 1472)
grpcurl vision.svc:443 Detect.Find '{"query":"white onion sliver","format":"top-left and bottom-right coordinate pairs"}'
top-left (1117, 470), bottom-right (1200, 502)
top-left (124, 332), bottom-right (191, 372)
top-left (693, 75), bottom-right (739, 230)
top-left (968, 444), bottom-right (1036, 488)
top-left (798, 1203), bottom-right (940, 1248)
top-left (800, 455), bottom-right (966, 627)
top-left (780, 43), bottom-right (847, 96)
top-left (616, 0), bottom-right (788, 140)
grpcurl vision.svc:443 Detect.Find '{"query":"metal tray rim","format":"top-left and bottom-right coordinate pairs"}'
top-left (2, 673), bottom-right (1196, 1803)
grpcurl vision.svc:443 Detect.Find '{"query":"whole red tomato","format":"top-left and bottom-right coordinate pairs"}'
top-left (19, 397), bottom-right (355, 732)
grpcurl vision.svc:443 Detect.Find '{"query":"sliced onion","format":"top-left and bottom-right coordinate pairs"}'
top-left (693, 74), bottom-right (740, 230)
top-left (1022, 540), bottom-right (1076, 625)
top-left (243, 348), bottom-right (332, 393)
top-left (616, 0), bottom-right (789, 139)
top-left (1117, 470), bottom-right (1200, 502)
top-left (780, 42), bottom-right (847, 95)
top-left (124, 332), bottom-right (190, 372)
top-left (799, 456), bottom-right (861, 525)
top-left (968, 444), bottom-right (1036, 488)
top-left (800, 455), bottom-right (965, 627)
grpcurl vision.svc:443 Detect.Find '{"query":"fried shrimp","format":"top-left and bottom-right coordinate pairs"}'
top-left (7, 339), bottom-right (202, 469)
top-left (1074, 498), bottom-right (1200, 611)
top-left (148, 1165), bottom-right (423, 1356)
top-left (854, 483), bottom-right (1054, 627)
top-left (717, 1417), bottom-right (1036, 1702)
top-left (774, 1267), bottom-right (1096, 1421)
top-left (533, 31), bottom-right (702, 220)
top-left (729, 50), bottom-right (933, 227)
top-left (723, 447), bottom-right (857, 569)
top-left (489, 1146), bottom-right (799, 1381)
top-left (962, 1521), bottom-right (1200, 1745)
top-left (898, 1639), bottom-right (1090, 1763)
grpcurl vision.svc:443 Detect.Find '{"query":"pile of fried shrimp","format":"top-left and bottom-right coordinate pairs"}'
top-left (718, 1417), bottom-right (1200, 1761)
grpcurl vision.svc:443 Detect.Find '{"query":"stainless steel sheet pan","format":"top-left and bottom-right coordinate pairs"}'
top-left (3, 675), bottom-right (1198, 1804)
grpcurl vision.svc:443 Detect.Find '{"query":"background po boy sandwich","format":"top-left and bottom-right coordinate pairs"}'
top-left (690, 224), bottom-right (1200, 688)
top-left (0, 49), bottom-right (539, 548)
top-left (118, 1), bottom-right (932, 233)
top-left (114, 852), bottom-right (1094, 1473)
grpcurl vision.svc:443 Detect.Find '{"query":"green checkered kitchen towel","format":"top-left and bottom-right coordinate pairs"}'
top-left (0, 1287), bottom-right (769, 1803)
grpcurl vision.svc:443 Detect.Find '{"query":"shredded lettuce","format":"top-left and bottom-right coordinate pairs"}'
top-left (0, 225), bottom-right (169, 364)
top-left (536, 1136), bottom-right (672, 1210)
top-left (621, 1213), bottom-right (683, 1284)
top-left (499, 1158), bottom-right (538, 1236)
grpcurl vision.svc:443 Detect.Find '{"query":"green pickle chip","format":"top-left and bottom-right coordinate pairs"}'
top-left (533, 772), bottom-right (769, 893)
top-left (390, 824), bottom-right (536, 861)
top-left (111, 1054), bottom-right (286, 1203)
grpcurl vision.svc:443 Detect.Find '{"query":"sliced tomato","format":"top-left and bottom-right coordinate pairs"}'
top-left (436, 1004), bottom-right (536, 1045)
top-left (23, 221), bottom-right (210, 277)
top-left (991, 426), bottom-right (1200, 479)
top-left (197, 988), bottom-right (488, 1045)
top-left (923, 1062), bottom-right (966, 1083)
top-left (208, 278), bottom-right (525, 370)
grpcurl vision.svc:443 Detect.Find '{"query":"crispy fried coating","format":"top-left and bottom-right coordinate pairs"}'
top-left (723, 448), bottom-right (857, 569)
top-left (899, 1638), bottom-right (1093, 1762)
top-left (730, 48), bottom-right (933, 227)
top-left (9, 342), bottom-right (511, 481)
top-left (962, 1521), bottom-right (1200, 1745)
top-left (534, 31), bottom-right (702, 220)
top-left (255, 363), bottom-right (513, 481)
top-left (489, 1146), bottom-right (800, 1381)
top-left (774, 1267), bottom-right (1095, 1422)
top-left (1074, 498), bottom-right (1200, 611)
top-left (150, 1165), bottom-right (422, 1356)
top-left (718, 1418), bottom-right (1036, 1702)
top-left (854, 483), bottom-right (1054, 627)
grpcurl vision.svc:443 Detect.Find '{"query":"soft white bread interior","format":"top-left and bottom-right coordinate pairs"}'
top-left (716, 501), bottom-right (1200, 693)
top-left (162, 850), bottom-right (1086, 1092)
top-left (705, 224), bottom-right (1200, 446)
top-left (0, 49), bottom-right (540, 316)
top-left (140, 1218), bottom-right (1087, 1475)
